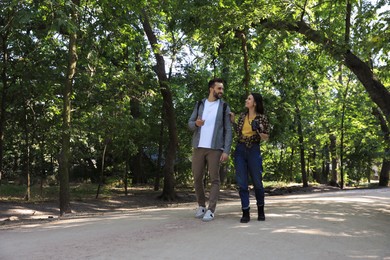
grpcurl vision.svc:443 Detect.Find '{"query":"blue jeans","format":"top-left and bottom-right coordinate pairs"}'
top-left (234, 142), bottom-right (264, 209)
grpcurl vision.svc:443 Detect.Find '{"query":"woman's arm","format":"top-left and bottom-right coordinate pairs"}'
top-left (255, 114), bottom-right (270, 141)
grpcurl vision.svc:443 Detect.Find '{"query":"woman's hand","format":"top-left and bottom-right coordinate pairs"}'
top-left (259, 133), bottom-right (269, 141)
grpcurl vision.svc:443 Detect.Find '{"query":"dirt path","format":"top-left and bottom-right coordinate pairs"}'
top-left (1, 188), bottom-right (389, 260)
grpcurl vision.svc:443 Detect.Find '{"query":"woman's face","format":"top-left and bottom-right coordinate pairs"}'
top-left (245, 94), bottom-right (256, 109)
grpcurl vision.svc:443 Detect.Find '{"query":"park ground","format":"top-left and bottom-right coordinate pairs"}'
top-left (0, 186), bottom-right (389, 259)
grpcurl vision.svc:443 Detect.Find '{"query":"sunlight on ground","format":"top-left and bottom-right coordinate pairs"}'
top-left (3, 189), bottom-right (389, 233)
top-left (272, 227), bottom-right (350, 237)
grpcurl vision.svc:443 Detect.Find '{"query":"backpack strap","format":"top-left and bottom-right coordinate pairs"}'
top-left (196, 100), bottom-right (203, 119)
top-left (222, 102), bottom-right (227, 138)
top-left (223, 102), bottom-right (227, 119)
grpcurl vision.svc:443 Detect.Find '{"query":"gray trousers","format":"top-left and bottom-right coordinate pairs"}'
top-left (192, 148), bottom-right (222, 213)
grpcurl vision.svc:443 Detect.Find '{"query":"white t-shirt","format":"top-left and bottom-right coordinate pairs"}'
top-left (198, 99), bottom-right (220, 148)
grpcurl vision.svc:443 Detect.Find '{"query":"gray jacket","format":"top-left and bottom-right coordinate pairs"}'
top-left (188, 98), bottom-right (233, 155)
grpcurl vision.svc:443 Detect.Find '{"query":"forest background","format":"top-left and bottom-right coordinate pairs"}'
top-left (0, 0), bottom-right (389, 215)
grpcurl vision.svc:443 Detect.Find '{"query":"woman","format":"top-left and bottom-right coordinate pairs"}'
top-left (231, 93), bottom-right (270, 223)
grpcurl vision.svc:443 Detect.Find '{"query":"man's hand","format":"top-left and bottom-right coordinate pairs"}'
top-left (220, 152), bottom-right (229, 162)
top-left (229, 112), bottom-right (235, 123)
top-left (195, 117), bottom-right (205, 127)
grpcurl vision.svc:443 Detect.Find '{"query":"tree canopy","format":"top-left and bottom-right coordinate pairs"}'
top-left (0, 0), bottom-right (389, 211)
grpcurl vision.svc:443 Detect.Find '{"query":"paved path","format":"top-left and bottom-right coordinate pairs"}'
top-left (1, 188), bottom-right (389, 260)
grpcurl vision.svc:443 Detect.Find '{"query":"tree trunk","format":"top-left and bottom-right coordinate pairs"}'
top-left (343, 51), bottom-right (390, 121)
top-left (339, 66), bottom-right (350, 189)
top-left (379, 161), bottom-right (390, 187)
top-left (96, 140), bottom-right (108, 199)
top-left (277, 144), bottom-right (285, 178)
top-left (340, 104), bottom-right (346, 189)
top-left (59, 0), bottom-right (79, 215)
top-left (40, 150), bottom-right (45, 197)
top-left (131, 151), bottom-right (145, 184)
top-left (296, 106), bottom-right (308, 187)
top-left (0, 32), bottom-right (10, 186)
top-left (338, 1), bottom-right (352, 189)
top-left (124, 158), bottom-right (129, 196)
top-left (38, 139), bottom-right (46, 196)
top-left (130, 52), bottom-right (145, 185)
top-left (329, 134), bottom-right (338, 187)
top-left (154, 114), bottom-right (164, 191)
top-left (23, 104), bottom-right (31, 200)
top-left (372, 107), bottom-right (390, 187)
top-left (141, 10), bottom-right (178, 200)
top-left (311, 147), bottom-right (321, 183)
top-left (0, 90), bottom-right (5, 186)
top-left (322, 145), bottom-right (330, 184)
top-left (289, 147), bottom-right (295, 182)
top-left (235, 29), bottom-right (250, 96)
top-left (130, 51), bottom-right (146, 185)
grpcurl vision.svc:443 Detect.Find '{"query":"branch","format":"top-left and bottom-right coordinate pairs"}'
top-left (256, 18), bottom-right (390, 121)
top-left (259, 19), bottom-right (344, 59)
top-left (345, 1), bottom-right (352, 44)
top-left (300, 0), bottom-right (308, 22)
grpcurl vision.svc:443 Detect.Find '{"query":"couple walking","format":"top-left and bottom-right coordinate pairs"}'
top-left (188, 78), bottom-right (270, 223)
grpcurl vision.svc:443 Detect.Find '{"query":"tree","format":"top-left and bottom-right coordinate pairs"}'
top-left (372, 107), bottom-right (390, 186)
top-left (2, 0), bottom-right (389, 203)
top-left (257, 3), bottom-right (390, 126)
top-left (140, 8), bottom-right (178, 200)
top-left (0, 1), bottom-right (23, 186)
top-left (180, 0), bottom-right (389, 186)
top-left (59, 0), bottom-right (80, 215)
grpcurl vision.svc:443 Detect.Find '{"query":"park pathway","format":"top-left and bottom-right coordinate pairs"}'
top-left (1, 188), bottom-right (389, 259)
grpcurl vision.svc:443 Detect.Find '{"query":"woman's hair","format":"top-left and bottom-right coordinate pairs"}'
top-left (251, 92), bottom-right (264, 114)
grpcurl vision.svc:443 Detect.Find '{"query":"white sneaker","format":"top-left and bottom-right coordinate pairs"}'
top-left (195, 206), bottom-right (206, 218)
top-left (202, 210), bottom-right (214, 222)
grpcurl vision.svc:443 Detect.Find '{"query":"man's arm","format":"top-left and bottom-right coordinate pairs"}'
top-left (223, 105), bottom-right (233, 155)
top-left (188, 102), bottom-right (199, 131)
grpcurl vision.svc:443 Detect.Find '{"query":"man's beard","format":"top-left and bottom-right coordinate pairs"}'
top-left (213, 91), bottom-right (222, 99)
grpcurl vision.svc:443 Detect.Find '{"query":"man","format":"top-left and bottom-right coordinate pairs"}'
top-left (188, 78), bottom-right (233, 221)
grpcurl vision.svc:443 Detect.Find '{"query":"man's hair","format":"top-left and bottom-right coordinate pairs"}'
top-left (208, 78), bottom-right (224, 89)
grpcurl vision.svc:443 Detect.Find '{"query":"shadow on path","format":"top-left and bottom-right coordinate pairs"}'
top-left (0, 188), bottom-right (389, 260)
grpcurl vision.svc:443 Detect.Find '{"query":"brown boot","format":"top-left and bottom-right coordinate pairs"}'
top-left (240, 207), bottom-right (250, 223)
top-left (258, 205), bottom-right (265, 221)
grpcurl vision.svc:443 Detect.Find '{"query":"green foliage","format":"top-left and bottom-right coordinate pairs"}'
top-left (0, 0), bottom-right (389, 199)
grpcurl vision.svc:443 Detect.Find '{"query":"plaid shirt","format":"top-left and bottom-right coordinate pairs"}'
top-left (234, 112), bottom-right (270, 147)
